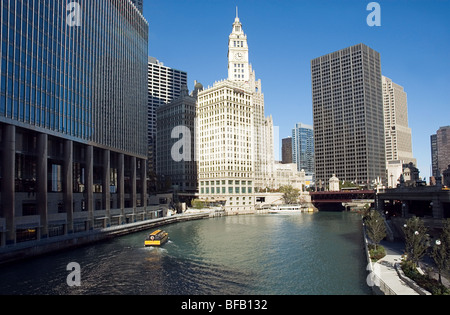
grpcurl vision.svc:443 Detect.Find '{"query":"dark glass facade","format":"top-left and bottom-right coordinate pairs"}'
top-left (292, 123), bottom-right (314, 175)
top-left (0, 0), bottom-right (148, 157)
top-left (0, 0), bottom-right (149, 246)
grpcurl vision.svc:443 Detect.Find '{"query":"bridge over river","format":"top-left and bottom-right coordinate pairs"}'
top-left (377, 186), bottom-right (450, 219)
top-left (310, 187), bottom-right (450, 220)
top-left (310, 190), bottom-right (376, 211)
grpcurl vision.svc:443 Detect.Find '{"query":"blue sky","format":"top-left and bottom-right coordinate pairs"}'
top-left (142, 0), bottom-right (450, 180)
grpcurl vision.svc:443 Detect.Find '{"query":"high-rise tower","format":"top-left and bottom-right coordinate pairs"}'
top-left (0, 0), bottom-right (148, 246)
top-left (147, 57), bottom-right (187, 176)
top-left (292, 123), bottom-right (315, 176)
top-left (431, 126), bottom-right (450, 178)
top-left (197, 9), bottom-right (273, 212)
top-left (311, 44), bottom-right (386, 187)
top-left (382, 76), bottom-right (416, 166)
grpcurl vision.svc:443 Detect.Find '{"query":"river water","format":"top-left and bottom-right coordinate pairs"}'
top-left (0, 212), bottom-right (372, 295)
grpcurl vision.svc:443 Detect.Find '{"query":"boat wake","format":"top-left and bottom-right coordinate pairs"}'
top-left (141, 246), bottom-right (168, 253)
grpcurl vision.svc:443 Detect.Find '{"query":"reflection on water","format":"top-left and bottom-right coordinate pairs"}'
top-left (0, 212), bottom-right (371, 295)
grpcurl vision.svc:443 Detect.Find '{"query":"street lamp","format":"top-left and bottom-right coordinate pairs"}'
top-left (433, 239), bottom-right (444, 283)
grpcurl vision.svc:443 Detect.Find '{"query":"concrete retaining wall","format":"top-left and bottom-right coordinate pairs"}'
top-left (362, 222), bottom-right (397, 295)
top-left (0, 213), bottom-right (209, 266)
top-left (394, 262), bottom-right (432, 295)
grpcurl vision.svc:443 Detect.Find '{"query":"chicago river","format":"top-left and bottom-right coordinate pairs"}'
top-left (0, 212), bottom-right (371, 295)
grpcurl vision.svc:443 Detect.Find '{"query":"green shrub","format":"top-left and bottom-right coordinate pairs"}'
top-left (368, 244), bottom-right (386, 261)
top-left (191, 199), bottom-right (205, 209)
top-left (401, 260), bottom-right (450, 295)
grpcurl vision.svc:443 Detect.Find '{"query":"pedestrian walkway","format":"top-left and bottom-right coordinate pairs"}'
top-left (375, 240), bottom-right (419, 295)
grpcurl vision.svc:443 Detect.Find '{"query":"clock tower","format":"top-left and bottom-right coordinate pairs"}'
top-left (228, 8), bottom-right (249, 82)
top-left (197, 8), bottom-right (273, 212)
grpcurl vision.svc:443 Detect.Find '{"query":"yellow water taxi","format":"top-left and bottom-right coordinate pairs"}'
top-left (144, 230), bottom-right (169, 247)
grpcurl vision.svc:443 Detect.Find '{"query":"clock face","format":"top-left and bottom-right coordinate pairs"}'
top-left (235, 52), bottom-right (243, 60)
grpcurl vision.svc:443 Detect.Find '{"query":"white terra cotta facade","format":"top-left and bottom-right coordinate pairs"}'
top-left (196, 11), bottom-right (274, 213)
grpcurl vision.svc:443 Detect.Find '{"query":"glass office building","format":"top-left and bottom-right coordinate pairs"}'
top-left (0, 0), bottom-right (148, 246)
top-left (292, 123), bottom-right (314, 176)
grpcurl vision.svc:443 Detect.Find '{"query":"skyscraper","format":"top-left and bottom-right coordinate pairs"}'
top-left (431, 126), bottom-right (450, 177)
top-left (156, 84), bottom-right (201, 193)
top-left (292, 123), bottom-right (314, 176)
top-left (197, 81), bottom-right (256, 212)
top-left (431, 134), bottom-right (439, 178)
top-left (311, 43), bottom-right (386, 187)
top-left (281, 137), bottom-right (293, 164)
top-left (0, 0), bottom-right (148, 246)
top-left (197, 10), bottom-right (273, 212)
top-left (227, 11), bottom-right (271, 191)
top-left (382, 76), bottom-right (416, 166)
top-left (147, 57), bottom-right (188, 175)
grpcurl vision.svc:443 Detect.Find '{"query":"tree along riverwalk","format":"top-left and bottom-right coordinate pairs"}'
top-left (363, 224), bottom-right (428, 295)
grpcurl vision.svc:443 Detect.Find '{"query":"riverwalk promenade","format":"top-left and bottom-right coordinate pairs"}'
top-left (374, 241), bottom-right (420, 295)
top-left (367, 238), bottom-right (450, 295)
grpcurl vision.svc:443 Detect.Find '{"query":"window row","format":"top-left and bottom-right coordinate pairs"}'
top-left (200, 186), bottom-right (253, 194)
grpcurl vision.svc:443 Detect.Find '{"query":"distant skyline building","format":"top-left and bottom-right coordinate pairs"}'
top-left (431, 134), bottom-right (439, 178)
top-left (197, 10), bottom-right (273, 212)
top-left (387, 160), bottom-right (420, 188)
top-left (147, 57), bottom-right (188, 175)
top-left (270, 162), bottom-right (306, 191)
top-left (0, 0), bottom-right (148, 246)
top-left (387, 160), bottom-right (403, 188)
top-left (443, 165), bottom-right (450, 187)
top-left (156, 84), bottom-right (201, 193)
top-left (261, 115), bottom-right (275, 189)
top-left (281, 137), bottom-right (293, 164)
top-left (431, 126), bottom-right (450, 178)
top-left (292, 123), bottom-right (314, 176)
top-left (311, 43), bottom-right (386, 187)
top-left (382, 76), bottom-right (416, 166)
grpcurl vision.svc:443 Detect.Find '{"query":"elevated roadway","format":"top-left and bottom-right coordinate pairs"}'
top-left (310, 190), bottom-right (375, 211)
